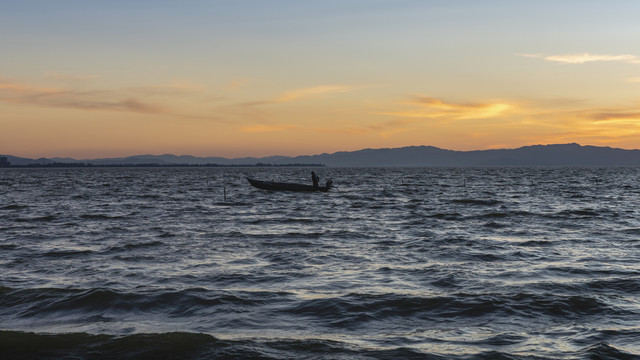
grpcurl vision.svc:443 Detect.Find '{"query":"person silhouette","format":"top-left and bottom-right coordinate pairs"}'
top-left (311, 171), bottom-right (319, 188)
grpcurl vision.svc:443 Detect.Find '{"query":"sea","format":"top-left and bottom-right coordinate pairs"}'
top-left (1, 167), bottom-right (639, 360)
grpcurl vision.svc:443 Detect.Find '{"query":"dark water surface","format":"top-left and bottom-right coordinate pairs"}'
top-left (1, 167), bottom-right (639, 359)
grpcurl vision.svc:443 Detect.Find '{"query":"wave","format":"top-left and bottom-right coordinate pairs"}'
top-left (281, 292), bottom-right (630, 327)
top-left (40, 249), bottom-right (95, 258)
top-left (3, 330), bottom-right (637, 360)
top-left (80, 214), bottom-right (126, 220)
top-left (586, 278), bottom-right (640, 294)
top-left (15, 215), bottom-right (57, 222)
top-left (618, 228), bottom-right (640, 235)
top-left (0, 331), bottom-right (223, 360)
top-left (0, 330), bottom-right (518, 360)
top-left (3, 167), bottom-right (640, 359)
top-left (0, 204), bottom-right (29, 210)
top-left (577, 342), bottom-right (639, 360)
top-left (4, 286), bottom-right (632, 328)
top-left (551, 208), bottom-right (621, 219)
top-left (0, 287), bottom-right (273, 319)
top-left (451, 198), bottom-right (502, 206)
top-left (106, 240), bottom-right (166, 252)
top-left (545, 266), bottom-right (638, 277)
top-left (427, 212), bottom-right (463, 220)
top-left (0, 330), bottom-right (423, 360)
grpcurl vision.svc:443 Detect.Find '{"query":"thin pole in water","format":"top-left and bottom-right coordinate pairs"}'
top-left (223, 172), bottom-right (227, 202)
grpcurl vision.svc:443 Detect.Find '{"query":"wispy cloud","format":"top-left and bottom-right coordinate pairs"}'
top-left (311, 117), bottom-right (428, 138)
top-left (381, 96), bottom-right (512, 120)
top-left (586, 111), bottom-right (640, 123)
top-left (59, 97), bottom-right (163, 113)
top-left (274, 85), bottom-right (355, 103)
top-left (365, 118), bottom-right (418, 137)
top-left (519, 52), bottom-right (640, 64)
top-left (0, 81), bottom-right (164, 114)
top-left (0, 79), bottom-right (229, 123)
top-left (233, 85), bottom-right (361, 108)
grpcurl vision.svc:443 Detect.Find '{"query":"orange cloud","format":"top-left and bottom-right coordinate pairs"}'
top-left (515, 102), bottom-right (640, 146)
top-left (584, 111), bottom-right (640, 125)
top-left (61, 97), bottom-right (163, 113)
top-left (274, 85), bottom-right (355, 103)
top-left (382, 96), bottom-right (512, 120)
top-left (232, 85), bottom-right (361, 109)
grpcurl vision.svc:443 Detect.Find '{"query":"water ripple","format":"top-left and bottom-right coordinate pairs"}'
top-left (1, 167), bottom-right (639, 359)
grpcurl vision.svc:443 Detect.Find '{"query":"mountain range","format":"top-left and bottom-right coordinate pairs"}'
top-left (3, 143), bottom-right (640, 167)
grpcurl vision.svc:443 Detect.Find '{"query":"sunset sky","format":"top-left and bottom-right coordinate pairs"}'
top-left (2, 0), bottom-right (640, 158)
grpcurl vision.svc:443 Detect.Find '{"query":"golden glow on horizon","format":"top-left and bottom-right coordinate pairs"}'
top-left (2, 2), bottom-right (640, 158)
top-left (2, 72), bottom-right (640, 159)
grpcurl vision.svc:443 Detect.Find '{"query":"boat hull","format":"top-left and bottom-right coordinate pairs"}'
top-left (247, 178), bottom-right (331, 192)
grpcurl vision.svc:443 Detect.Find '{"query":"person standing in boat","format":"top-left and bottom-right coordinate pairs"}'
top-left (311, 171), bottom-right (319, 188)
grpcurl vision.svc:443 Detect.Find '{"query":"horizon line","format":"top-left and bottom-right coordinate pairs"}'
top-left (3, 142), bottom-right (639, 161)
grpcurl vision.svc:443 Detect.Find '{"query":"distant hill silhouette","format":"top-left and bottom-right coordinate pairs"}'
top-left (2, 155), bottom-right (57, 166)
top-left (3, 143), bottom-right (640, 167)
top-left (282, 144), bottom-right (640, 166)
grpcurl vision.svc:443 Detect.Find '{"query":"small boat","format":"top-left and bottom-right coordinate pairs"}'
top-left (247, 177), bottom-right (333, 192)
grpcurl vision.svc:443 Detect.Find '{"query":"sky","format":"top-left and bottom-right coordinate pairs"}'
top-left (2, 0), bottom-right (640, 159)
